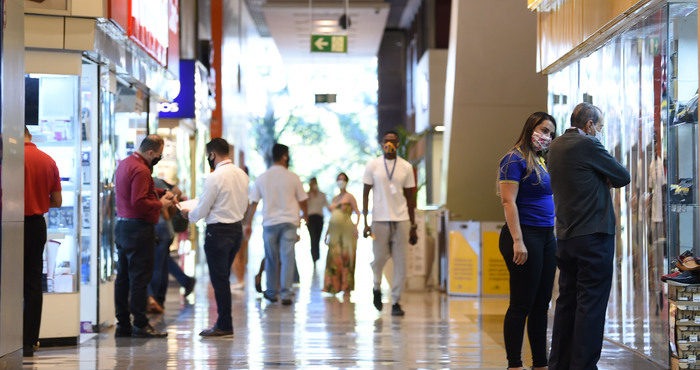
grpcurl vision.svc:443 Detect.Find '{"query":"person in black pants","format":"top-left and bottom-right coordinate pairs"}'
top-left (182, 138), bottom-right (249, 337)
top-left (305, 177), bottom-right (328, 265)
top-left (114, 135), bottom-right (174, 339)
top-left (497, 112), bottom-right (558, 370)
top-left (23, 127), bottom-right (62, 357)
top-left (547, 103), bottom-right (630, 370)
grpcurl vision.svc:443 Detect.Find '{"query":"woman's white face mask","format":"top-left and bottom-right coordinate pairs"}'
top-left (531, 131), bottom-right (552, 152)
top-left (337, 180), bottom-right (347, 190)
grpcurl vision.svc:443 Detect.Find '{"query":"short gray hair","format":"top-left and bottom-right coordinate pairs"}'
top-left (570, 103), bottom-right (601, 129)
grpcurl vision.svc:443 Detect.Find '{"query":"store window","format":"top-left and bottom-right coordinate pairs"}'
top-left (545, 3), bottom-right (699, 365)
top-left (25, 74), bottom-right (81, 294)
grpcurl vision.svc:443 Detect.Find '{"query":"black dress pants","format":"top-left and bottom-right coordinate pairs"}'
top-left (549, 233), bottom-right (614, 370)
top-left (24, 215), bottom-right (47, 348)
top-left (203, 222), bottom-right (242, 331)
top-left (114, 219), bottom-right (155, 329)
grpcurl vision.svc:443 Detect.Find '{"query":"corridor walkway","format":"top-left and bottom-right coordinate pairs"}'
top-left (22, 234), bottom-right (665, 369)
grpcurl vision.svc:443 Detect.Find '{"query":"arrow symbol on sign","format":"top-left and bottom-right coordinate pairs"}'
top-left (314, 37), bottom-right (328, 50)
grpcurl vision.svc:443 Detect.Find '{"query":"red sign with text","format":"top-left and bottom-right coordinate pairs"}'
top-left (167, 0), bottom-right (180, 76)
top-left (108, 0), bottom-right (173, 67)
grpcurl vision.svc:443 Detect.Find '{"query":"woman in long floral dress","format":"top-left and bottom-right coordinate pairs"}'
top-left (323, 172), bottom-right (360, 295)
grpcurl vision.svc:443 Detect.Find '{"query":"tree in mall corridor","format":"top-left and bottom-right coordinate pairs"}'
top-left (336, 112), bottom-right (375, 164)
top-left (251, 94), bottom-right (325, 168)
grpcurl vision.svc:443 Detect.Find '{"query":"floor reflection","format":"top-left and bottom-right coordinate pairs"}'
top-left (22, 231), bottom-right (666, 369)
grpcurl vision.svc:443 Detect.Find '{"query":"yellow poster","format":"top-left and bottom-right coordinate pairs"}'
top-left (481, 222), bottom-right (510, 295)
top-left (448, 222), bottom-right (480, 296)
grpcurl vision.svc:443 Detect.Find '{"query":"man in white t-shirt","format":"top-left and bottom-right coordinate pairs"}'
top-left (246, 143), bottom-right (308, 305)
top-left (362, 130), bottom-right (417, 317)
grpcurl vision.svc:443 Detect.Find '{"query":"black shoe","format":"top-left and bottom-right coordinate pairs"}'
top-left (114, 324), bottom-right (133, 338)
top-left (199, 327), bottom-right (233, 338)
top-left (667, 270), bottom-right (700, 285)
top-left (255, 273), bottom-right (263, 293)
top-left (263, 292), bottom-right (277, 303)
top-left (184, 278), bottom-right (196, 297)
top-left (373, 289), bottom-right (383, 311)
top-left (132, 324), bottom-right (167, 338)
top-left (281, 298), bottom-right (293, 306)
top-left (391, 303), bottom-right (405, 316)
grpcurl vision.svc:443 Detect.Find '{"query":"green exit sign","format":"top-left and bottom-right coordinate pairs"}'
top-left (310, 35), bottom-right (347, 53)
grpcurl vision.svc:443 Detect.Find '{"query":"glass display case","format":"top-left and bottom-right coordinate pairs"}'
top-left (26, 74), bottom-right (81, 295)
top-left (26, 73), bottom-right (82, 343)
top-left (544, 3), bottom-right (700, 367)
top-left (665, 5), bottom-right (700, 369)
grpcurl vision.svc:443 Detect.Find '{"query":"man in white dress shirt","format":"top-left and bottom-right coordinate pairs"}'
top-left (183, 138), bottom-right (248, 337)
top-left (246, 143), bottom-right (308, 305)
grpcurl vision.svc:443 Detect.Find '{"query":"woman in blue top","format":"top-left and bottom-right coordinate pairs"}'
top-left (498, 111), bottom-right (557, 370)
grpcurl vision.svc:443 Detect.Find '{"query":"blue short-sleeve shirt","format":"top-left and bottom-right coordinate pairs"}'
top-left (499, 150), bottom-right (555, 227)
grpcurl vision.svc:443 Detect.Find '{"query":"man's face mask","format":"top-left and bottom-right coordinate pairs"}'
top-left (151, 154), bottom-right (162, 167)
top-left (207, 154), bottom-right (216, 169)
top-left (383, 141), bottom-right (397, 155)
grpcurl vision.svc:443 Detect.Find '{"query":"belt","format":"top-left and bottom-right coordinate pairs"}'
top-left (116, 217), bottom-right (144, 222)
top-left (207, 221), bottom-right (242, 226)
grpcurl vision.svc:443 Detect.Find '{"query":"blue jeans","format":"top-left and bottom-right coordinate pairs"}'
top-left (262, 223), bottom-right (297, 300)
top-left (148, 222), bottom-right (172, 305)
top-left (204, 222), bottom-right (242, 331)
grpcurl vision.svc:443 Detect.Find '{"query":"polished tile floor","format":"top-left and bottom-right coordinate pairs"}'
top-left (23, 234), bottom-right (667, 369)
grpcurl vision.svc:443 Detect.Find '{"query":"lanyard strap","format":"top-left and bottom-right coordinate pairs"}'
top-left (384, 157), bottom-right (397, 181)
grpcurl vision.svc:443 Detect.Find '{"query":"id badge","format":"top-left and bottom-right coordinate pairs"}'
top-left (389, 183), bottom-right (398, 195)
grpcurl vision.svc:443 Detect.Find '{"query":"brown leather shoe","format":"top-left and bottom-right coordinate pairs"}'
top-left (147, 296), bottom-right (164, 314)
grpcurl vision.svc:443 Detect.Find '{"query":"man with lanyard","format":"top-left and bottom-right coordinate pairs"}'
top-left (114, 134), bottom-right (174, 338)
top-left (362, 130), bottom-right (418, 316)
top-left (23, 127), bottom-right (62, 356)
top-left (182, 138), bottom-right (249, 337)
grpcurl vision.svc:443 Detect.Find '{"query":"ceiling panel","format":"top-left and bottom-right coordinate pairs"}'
top-left (262, 1), bottom-right (390, 64)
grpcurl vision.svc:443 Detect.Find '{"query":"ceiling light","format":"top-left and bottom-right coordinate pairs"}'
top-left (315, 26), bottom-right (338, 33)
top-left (313, 19), bottom-right (338, 26)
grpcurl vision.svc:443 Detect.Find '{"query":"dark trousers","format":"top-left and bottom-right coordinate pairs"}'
top-left (114, 219), bottom-right (155, 329)
top-left (307, 214), bottom-right (323, 262)
top-left (168, 253), bottom-right (193, 288)
top-left (499, 224), bottom-right (556, 368)
top-left (148, 223), bottom-right (173, 305)
top-left (204, 222), bottom-right (242, 331)
top-left (549, 233), bottom-right (614, 370)
top-left (24, 215), bottom-right (47, 348)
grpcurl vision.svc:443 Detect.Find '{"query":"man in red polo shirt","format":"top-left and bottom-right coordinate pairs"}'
top-left (114, 134), bottom-right (174, 338)
top-left (23, 127), bottom-right (62, 357)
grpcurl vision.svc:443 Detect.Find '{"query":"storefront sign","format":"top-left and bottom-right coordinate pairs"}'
top-left (159, 60), bottom-right (195, 119)
top-left (108, 0), bottom-right (170, 66)
top-left (481, 222), bottom-right (509, 295)
top-left (167, 0), bottom-right (179, 76)
top-left (130, 0), bottom-right (169, 66)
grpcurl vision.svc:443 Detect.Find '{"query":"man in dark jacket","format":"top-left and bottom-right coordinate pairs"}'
top-left (547, 102), bottom-right (631, 370)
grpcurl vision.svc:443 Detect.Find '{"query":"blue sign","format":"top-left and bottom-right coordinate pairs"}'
top-left (158, 60), bottom-right (196, 119)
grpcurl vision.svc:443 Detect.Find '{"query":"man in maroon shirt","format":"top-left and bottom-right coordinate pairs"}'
top-left (114, 134), bottom-right (174, 338)
top-left (23, 127), bottom-right (62, 357)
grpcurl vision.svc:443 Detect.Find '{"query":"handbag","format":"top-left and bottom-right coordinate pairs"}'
top-left (171, 210), bottom-right (189, 232)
